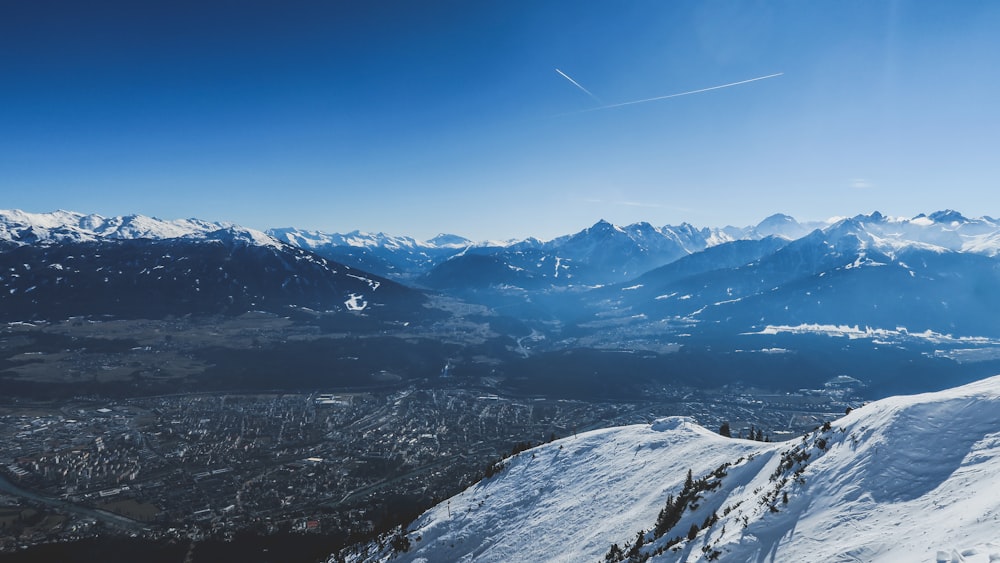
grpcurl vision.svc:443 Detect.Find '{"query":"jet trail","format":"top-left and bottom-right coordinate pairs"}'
top-left (555, 68), bottom-right (602, 104)
top-left (579, 72), bottom-right (783, 113)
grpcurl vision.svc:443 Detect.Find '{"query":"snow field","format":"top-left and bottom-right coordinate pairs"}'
top-left (348, 376), bottom-right (1000, 563)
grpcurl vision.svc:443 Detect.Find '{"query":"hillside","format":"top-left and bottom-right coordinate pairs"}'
top-left (0, 209), bottom-right (426, 321)
top-left (344, 375), bottom-right (1000, 563)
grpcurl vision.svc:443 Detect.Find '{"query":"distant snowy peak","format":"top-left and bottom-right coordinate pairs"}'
top-left (274, 220), bottom-right (726, 261)
top-left (0, 208), bottom-right (282, 248)
top-left (427, 233), bottom-right (474, 248)
top-left (90, 214), bottom-right (227, 240)
top-left (749, 212), bottom-right (815, 240)
top-left (267, 227), bottom-right (476, 251)
top-left (347, 374), bottom-right (1000, 563)
top-left (826, 210), bottom-right (1000, 256)
top-left (926, 209), bottom-right (972, 224)
top-left (731, 210), bottom-right (1000, 255)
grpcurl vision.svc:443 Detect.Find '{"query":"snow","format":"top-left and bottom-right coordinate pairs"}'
top-left (736, 347), bottom-right (790, 355)
top-left (345, 375), bottom-right (1000, 563)
top-left (344, 293), bottom-right (368, 311)
top-left (749, 323), bottom-right (1000, 346)
top-left (0, 208), bottom-right (288, 249)
top-left (346, 273), bottom-right (381, 291)
top-left (703, 231), bottom-right (734, 247)
top-left (843, 252), bottom-right (888, 269)
top-left (347, 418), bottom-right (763, 563)
top-left (204, 227), bottom-right (284, 249)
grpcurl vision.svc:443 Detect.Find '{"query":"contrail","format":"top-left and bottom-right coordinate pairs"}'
top-left (579, 72), bottom-right (783, 113)
top-left (555, 68), bottom-right (602, 104)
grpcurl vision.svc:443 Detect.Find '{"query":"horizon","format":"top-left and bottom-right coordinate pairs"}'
top-left (2, 205), bottom-right (989, 244)
top-left (3, 2), bottom-right (999, 240)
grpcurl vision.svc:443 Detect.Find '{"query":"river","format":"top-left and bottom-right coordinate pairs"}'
top-left (0, 472), bottom-right (144, 531)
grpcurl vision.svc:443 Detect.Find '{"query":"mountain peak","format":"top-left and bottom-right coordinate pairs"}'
top-left (758, 212), bottom-right (795, 224)
top-left (580, 219), bottom-right (624, 238)
top-left (846, 211), bottom-right (886, 224)
top-left (928, 209), bottom-right (969, 224)
top-left (753, 213), bottom-right (810, 240)
top-left (427, 233), bottom-right (472, 248)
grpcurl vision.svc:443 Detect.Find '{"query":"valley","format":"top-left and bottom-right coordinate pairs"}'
top-left (1, 381), bottom-right (852, 561)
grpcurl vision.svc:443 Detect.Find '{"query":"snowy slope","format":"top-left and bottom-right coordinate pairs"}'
top-left (828, 211), bottom-right (1000, 256)
top-left (267, 227), bottom-right (472, 252)
top-left (344, 376), bottom-right (1000, 563)
top-left (0, 208), bottom-right (279, 246)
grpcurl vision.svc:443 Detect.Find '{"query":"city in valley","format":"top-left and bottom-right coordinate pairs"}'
top-left (1, 382), bottom-right (855, 559)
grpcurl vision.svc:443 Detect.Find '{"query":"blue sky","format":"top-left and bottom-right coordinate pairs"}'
top-left (3, 1), bottom-right (999, 240)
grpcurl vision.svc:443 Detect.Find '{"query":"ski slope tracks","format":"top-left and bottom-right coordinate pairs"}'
top-left (343, 376), bottom-right (1000, 563)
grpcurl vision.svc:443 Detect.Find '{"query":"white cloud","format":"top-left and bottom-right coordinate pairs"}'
top-left (850, 178), bottom-right (874, 189)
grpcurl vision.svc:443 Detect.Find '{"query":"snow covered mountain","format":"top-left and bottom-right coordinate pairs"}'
top-left (0, 208), bottom-right (242, 244)
top-left (266, 226), bottom-right (474, 281)
top-left (741, 210), bottom-right (1000, 257)
top-left (851, 210), bottom-right (1000, 256)
top-left (6, 207), bottom-right (1000, 333)
top-left (270, 217), bottom-right (783, 287)
top-left (420, 220), bottom-right (738, 290)
top-left (344, 375), bottom-right (1000, 563)
top-left (590, 211), bottom-right (1000, 339)
top-left (0, 210), bottom-right (424, 321)
top-left (420, 211), bottom-right (1000, 292)
top-left (8, 209), bottom-right (1000, 285)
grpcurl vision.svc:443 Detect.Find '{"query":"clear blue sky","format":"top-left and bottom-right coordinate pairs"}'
top-left (3, 1), bottom-right (999, 240)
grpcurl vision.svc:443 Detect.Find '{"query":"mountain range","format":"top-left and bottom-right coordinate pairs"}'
top-left (4, 207), bottom-right (1000, 398)
top-left (269, 214), bottom-right (832, 286)
top-left (592, 213), bottom-right (1000, 338)
top-left (343, 374), bottom-right (1000, 563)
top-left (0, 209), bottom-right (423, 322)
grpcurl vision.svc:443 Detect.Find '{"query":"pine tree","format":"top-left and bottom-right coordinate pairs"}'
top-left (626, 530), bottom-right (646, 558)
top-left (655, 495), bottom-right (678, 536)
top-left (390, 531), bottom-right (411, 553)
top-left (719, 422), bottom-right (731, 437)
